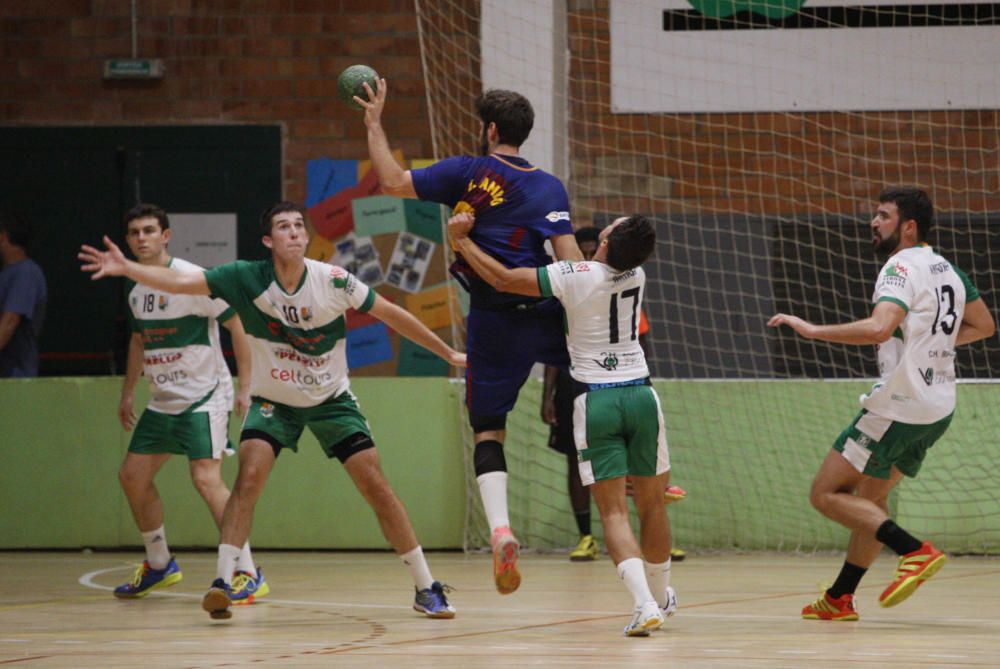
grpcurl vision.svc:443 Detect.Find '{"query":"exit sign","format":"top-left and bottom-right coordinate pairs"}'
top-left (102, 58), bottom-right (165, 79)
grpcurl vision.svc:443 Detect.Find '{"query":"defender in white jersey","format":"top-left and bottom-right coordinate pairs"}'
top-left (769, 187), bottom-right (995, 620)
top-left (82, 201), bottom-right (466, 622)
top-left (112, 204), bottom-right (265, 604)
top-left (449, 212), bottom-right (677, 637)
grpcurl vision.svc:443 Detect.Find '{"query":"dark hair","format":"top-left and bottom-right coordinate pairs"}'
top-left (124, 203), bottom-right (169, 231)
top-left (260, 201), bottom-right (305, 236)
top-left (574, 226), bottom-right (600, 245)
top-left (0, 212), bottom-right (31, 248)
top-left (475, 89), bottom-right (534, 148)
top-left (605, 215), bottom-right (656, 272)
top-left (879, 186), bottom-right (933, 241)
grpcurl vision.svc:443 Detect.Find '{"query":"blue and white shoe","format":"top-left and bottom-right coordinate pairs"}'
top-left (202, 578), bottom-right (233, 620)
top-left (661, 586), bottom-right (678, 618)
top-left (624, 601), bottom-right (664, 637)
top-left (113, 557), bottom-right (183, 599)
top-left (231, 567), bottom-right (269, 605)
top-left (413, 581), bottom-right (456, 619)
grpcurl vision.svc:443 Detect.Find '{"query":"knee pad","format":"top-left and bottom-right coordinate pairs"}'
top-left (473, 439), bottom-right (507, 476)
top-left (469, 412), bottom-right (507, 433)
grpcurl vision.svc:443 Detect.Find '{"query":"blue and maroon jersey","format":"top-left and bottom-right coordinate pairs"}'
top-left (411, 154), bottom-right (572, 309)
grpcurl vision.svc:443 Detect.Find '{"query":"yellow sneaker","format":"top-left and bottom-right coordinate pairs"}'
top-left (231, 567), bottom-right (269, 606)
top-left (569, 534), bottom-right (599, 561)
top-left (670, 547), bottom-right (686, 562)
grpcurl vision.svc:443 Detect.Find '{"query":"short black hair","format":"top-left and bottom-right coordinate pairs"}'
top-left (260, 201), bottom-right (305, 236)
top-left (879, 186), bottom-right (933, 241)
top-left (124, 203), bottom-right (169, 231)
top-left (605, 215), bottom-right (656, 272)
top-left (0, 212), bottom-right (31, 248)
top-left (475, 89), bottom-right (534, 148)
top-left (574, 226), bottom-right (600, 246)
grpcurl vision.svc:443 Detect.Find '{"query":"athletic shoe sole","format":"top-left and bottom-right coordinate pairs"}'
top-left (202, 588), bottom-right (233, 620)
top-left (879, 552), bottom-right (946, 608)
top-left (493, 535), bottom-right (521, 595)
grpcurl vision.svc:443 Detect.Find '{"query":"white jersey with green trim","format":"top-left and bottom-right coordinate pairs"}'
top-left (861, 244), bottom-right (977, 424)
top-left (539, 260), bottom-right (649, 384)
top-left (127, 257), bottom-right (234, 415)
top-left (203, 257), bottom-right (376, 408)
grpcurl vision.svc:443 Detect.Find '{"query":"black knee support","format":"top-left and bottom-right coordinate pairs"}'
top-left (473, 439), bottom-right (507, 476)
top-left (469, 412), bottom-right (507, 433)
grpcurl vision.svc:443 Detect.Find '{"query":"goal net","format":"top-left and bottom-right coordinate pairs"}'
top-left (416, 0), bottom-right (1000, 553)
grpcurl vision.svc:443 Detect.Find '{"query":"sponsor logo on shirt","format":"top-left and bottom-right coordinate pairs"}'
top-left (574, 263), bottom-right (590, 272)
top-left (144, 352), bottom-right (183, 366)
top-left (918, 368), bottom-right (955, 386)
top-left (929, 261), bottom-right (951, 275)
top-left (330, 266), bottom-right (357, 294)
top-left (270, 368), bottom-right (335, 386)
top-left (558, 261), bottom-right (575, 275)
top-left (301, 306), bottom-right (313, 322)
top-left (151, 369), bottom-right (188, 385)
top-left (158, 295), bottom-right (169, 310)
top-left (259, 402), bottom-right (274, 418)
top-left (880, 262), bottom-right (908, 289)
top-left (274, 347), bottom-right (327, 368)
top-left (545, 211), bottom-right (570, 223)
top-left (595, 352), bottom-right (619, 371)
top-left (266, 320), bottom-right (327, 352)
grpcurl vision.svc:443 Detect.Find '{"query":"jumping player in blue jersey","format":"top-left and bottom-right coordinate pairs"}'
top-left (358, 80), bottom-right (582, 594)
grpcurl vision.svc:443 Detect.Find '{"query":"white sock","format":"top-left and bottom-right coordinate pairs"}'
top-left (141, 526), bottom-right (171, 570)
top-left (400, 546), bottom-right (435, 591)
top-left (237, 542), bottom-right (257, 578)
top-left (618, 557), bottom-right (655, 608)
top-left (645, 558), bottom-right (672, 608)
top-left (477, 471), bottom-right (510, 532)
top-left (216, 544), bottom-right (241, 586)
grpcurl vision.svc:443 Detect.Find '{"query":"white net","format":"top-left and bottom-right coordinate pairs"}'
top-left (417, 0), bottom-right (1000, 553)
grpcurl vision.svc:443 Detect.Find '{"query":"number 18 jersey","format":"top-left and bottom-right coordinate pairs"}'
top-left (538, 260), bottom-right (649, 384)
top-left (862, 244), bottom-right (979, 424)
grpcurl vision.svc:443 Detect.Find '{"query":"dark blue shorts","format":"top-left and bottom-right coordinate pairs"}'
top-left (465, 300), bottom-right (569, 417)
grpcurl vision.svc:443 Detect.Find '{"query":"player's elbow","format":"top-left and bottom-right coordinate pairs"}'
top-left (870, 321), bottom-right (895, 344)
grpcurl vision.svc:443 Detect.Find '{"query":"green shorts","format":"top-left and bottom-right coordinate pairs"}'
top-left (832, 409), bottom-right (953, 479)
top-left (240, 392), bottom-right (373, 461)
top-left (129, 408), bottom-right (232, 460)
top-left (573, 382), bottom-right (670, 485)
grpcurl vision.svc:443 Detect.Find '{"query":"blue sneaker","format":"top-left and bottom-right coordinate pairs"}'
top-left (113, 558), bottom-right (182, 599)
top-left (231, 567), bottom-right (269, 606)
top-left (413, 581), bottom-right (456, 619)
top-left (202, 578), bottom-right (233, 620)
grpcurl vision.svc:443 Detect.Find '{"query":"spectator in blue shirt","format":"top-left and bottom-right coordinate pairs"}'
top-left (0, 213), bottom-right (47, 378)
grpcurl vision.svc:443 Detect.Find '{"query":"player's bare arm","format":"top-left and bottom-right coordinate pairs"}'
top-left (368, 293), bottom-right (466, 368)
top-left (448, 213), bottom-right (541, 297)
top-left (222, 314), bottom-right (253, 417)
top-left (550, 233), bottom-right (583, 262)
top-left (0, 311), bottom-right (21, 351)
top-left (117, 332), bottom-right (144, 431)
top-left (768, 300), bottom-right (905, 345)
top-left (955, 298), bottom-right (996, 346)
top-left (80, 236), bottom-right (210, 295)
top-left (355, 78), bottom-right (417, 198)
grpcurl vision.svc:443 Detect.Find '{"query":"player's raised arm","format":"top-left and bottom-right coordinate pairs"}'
top-left (355, 78), bottom-right (417, 199)
top-left (367, 294), bottom-right (466, 368)
top-left (80, 235), bottom-right (210, 295)
top-left (768, 300), bottom-right (905, 345)
top-left (448, 213), bottom-right (541, 297)
top-left (550, 233), bottom-right (583, 262)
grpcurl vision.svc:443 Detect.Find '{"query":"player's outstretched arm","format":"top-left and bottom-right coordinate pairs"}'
top-left (956, 298), bottom-right (996, 346)
top-left (368, 294), bottom-right (466, 368)
top-left (447, 213), bottom-right (541, 297)
top-left (80, 235), bottom-right (210, 295)
top-left (550, 233), bottom-right (583, 262)
top-left (767, 300), bottom-right (904, 345)
top-left (355, 78), bottom-right (417, 198)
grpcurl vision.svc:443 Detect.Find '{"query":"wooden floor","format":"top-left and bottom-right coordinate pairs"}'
top-left (2, 551), bottom-right (999, 668)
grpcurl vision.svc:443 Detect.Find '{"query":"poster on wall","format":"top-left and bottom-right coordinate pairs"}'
top-left (611, 0), bottom-right (1000, 113)
top-left (385, 232), bottom-right (436, 293)
top-left (332, 234), bottom-right (384, 287)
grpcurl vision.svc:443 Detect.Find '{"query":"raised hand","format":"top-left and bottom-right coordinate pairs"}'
top-left (79, 235), bottom-right (129, 280)
top-left (355, 77), bottom-right (388, 129)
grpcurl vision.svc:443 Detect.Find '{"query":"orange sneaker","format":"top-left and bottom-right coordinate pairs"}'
top-left (801, 591), bottom-right (859, 621)
top-left (664, 485), bottom-right (687, 505)
top-left (491, 526), bottom-right (521, 595)
top-left (879, 541), bottom-right (946, 608)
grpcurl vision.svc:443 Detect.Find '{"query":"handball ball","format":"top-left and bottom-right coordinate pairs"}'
top-left (337, 64), bottom-right (379, 110)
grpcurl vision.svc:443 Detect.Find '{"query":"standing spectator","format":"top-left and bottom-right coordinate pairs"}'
top-left (0, 213), bottom-right (47, 378)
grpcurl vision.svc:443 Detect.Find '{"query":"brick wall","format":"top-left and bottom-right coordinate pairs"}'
top-left (0, 0), bottom-right (433, 205)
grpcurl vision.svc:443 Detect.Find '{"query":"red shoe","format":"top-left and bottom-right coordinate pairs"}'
top-left (664, 485), bottom-right (687, 504)
top-left (879, 541), bottom-right (946, 608)
top-left (802, 591), bottom-right (859, 621)
top-left (491, 526), bottom-right (521, 595)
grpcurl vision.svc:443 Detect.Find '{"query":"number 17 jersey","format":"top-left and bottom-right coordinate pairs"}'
top-left (537, 260), bottom-right (649, 384)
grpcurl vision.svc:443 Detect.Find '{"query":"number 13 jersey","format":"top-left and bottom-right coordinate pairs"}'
top-left (538, 260), bottom-right (649, 384)
top-left (862, 244), bottom-right (980, 424)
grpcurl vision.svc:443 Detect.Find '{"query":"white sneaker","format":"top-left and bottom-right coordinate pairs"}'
top-left (661, 586), bottom-right (678, 619)
top-left (624, 600), bottom-right (664, 637)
